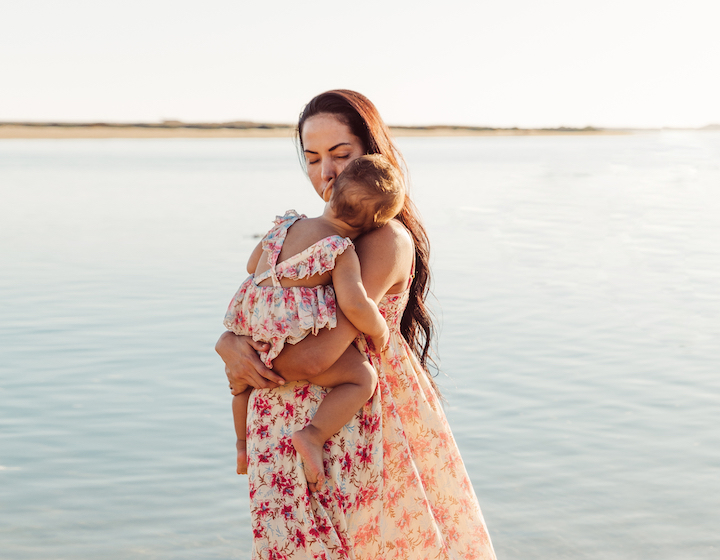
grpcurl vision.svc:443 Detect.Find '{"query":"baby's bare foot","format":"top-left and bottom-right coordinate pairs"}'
top-left (292, 426), bottom-right (326, 492)
top-left (236, 439), bottom-right (248, 475)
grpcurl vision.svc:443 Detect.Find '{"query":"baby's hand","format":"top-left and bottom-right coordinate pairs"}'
top-left (375, 326), bottom-right (390, 353)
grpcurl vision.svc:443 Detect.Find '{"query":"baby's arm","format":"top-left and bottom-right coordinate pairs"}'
top-left (246, 241), bottom-right (264, 274)
top-left (332, 248), bottom-right (389, 347)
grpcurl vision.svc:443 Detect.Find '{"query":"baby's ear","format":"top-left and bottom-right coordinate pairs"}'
top-left (322, 184), bottom-right (334, 203)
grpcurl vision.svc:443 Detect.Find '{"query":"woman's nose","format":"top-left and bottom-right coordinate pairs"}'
top-left (321, 159), bottom-right (336, 183)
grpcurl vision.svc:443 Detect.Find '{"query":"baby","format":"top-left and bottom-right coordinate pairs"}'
top-left (224, 154), bottom-right (405, 488)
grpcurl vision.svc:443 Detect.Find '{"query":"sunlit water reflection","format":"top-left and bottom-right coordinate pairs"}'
top-left (1, 133), bottom-right (719, 558)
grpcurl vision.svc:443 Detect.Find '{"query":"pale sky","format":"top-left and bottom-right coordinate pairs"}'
top-left (2, 0), bottom-right (718, 128)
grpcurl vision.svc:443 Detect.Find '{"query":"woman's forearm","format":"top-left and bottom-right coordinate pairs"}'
top-left (271, 310), bottom-right (360, 381)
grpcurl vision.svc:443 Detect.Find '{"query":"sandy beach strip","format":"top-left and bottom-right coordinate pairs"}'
top-left (0, 123), bottom-right (631, 139)
top-left (0, 125), bottom-right (296, 139)
top-left (389, 126), bottom-right (626, 137)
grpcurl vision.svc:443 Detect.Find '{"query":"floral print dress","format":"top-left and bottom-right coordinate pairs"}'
top-left (244, 223), bottom-right (496, 559)
top-left (224, 210), bottom-right (354, 368)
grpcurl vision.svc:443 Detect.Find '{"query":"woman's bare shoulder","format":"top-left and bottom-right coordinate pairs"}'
top-left (354, 220), bottom-right (414, 295)
top-left (355, 219), bottom-right (413, 255)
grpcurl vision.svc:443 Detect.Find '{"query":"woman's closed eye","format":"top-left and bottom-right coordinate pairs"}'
top-left (306, 154), bottom-right (348, 165)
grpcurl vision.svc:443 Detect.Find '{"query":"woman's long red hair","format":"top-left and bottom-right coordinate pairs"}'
top-left (297, 90), bottom-right (438, 389)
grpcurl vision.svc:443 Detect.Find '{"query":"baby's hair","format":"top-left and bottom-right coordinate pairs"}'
top-left (331, 154), bottom-right (406, 233)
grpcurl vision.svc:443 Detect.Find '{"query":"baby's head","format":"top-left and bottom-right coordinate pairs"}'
top-left (329, 154), bottom-right (405, 233)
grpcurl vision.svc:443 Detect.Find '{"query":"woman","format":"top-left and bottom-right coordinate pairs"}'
top-left (216, 90), bottom-right (496, 560)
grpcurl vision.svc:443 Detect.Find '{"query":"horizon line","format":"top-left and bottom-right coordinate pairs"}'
top-left (2, 120), bottom-right (719, 132)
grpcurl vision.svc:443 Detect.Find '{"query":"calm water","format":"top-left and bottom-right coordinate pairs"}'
top-left (1, 133), bottom-right (719, 559)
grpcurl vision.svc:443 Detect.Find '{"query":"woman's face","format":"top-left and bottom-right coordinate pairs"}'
top-left (301, 113), bottom-right (366, 201)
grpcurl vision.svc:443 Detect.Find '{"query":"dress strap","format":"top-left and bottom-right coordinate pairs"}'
top-left (253, 265), bottom-right (280, 287)
top-left (407, 257), bottom-right (416, 290)
top-left (256, 210), bottom-right (306, 288)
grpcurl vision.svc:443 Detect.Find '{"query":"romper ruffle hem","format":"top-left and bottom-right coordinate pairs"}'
top-left (224, 210), bottom-right (354, 368)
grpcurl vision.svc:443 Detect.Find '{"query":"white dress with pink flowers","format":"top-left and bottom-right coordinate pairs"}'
top-left (224, 210), bottom-right (353, 368)
top-left (240, 215), bottom-right (497, 559)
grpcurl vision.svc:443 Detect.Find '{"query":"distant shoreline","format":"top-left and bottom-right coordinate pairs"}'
top-left (0, 121), bottom-right (622, 139)
top-left (0, 121), bottom-right (716, 139)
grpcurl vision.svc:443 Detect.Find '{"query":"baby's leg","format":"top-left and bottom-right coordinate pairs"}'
top-left (292, 345), bottom-right (378, 491)
top-left (232, 388), bottom-right (252, 475)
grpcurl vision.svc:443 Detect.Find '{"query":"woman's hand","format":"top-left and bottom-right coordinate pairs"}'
top-left (215, 331), bottom-right (286, 393)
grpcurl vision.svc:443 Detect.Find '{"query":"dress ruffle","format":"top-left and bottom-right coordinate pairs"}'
top-left (262, 210), bottom-right (354, 282)
top-left (275, 236), bottom-right (354, 280)
top-left (223, 276), bottom-right (338, 368)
